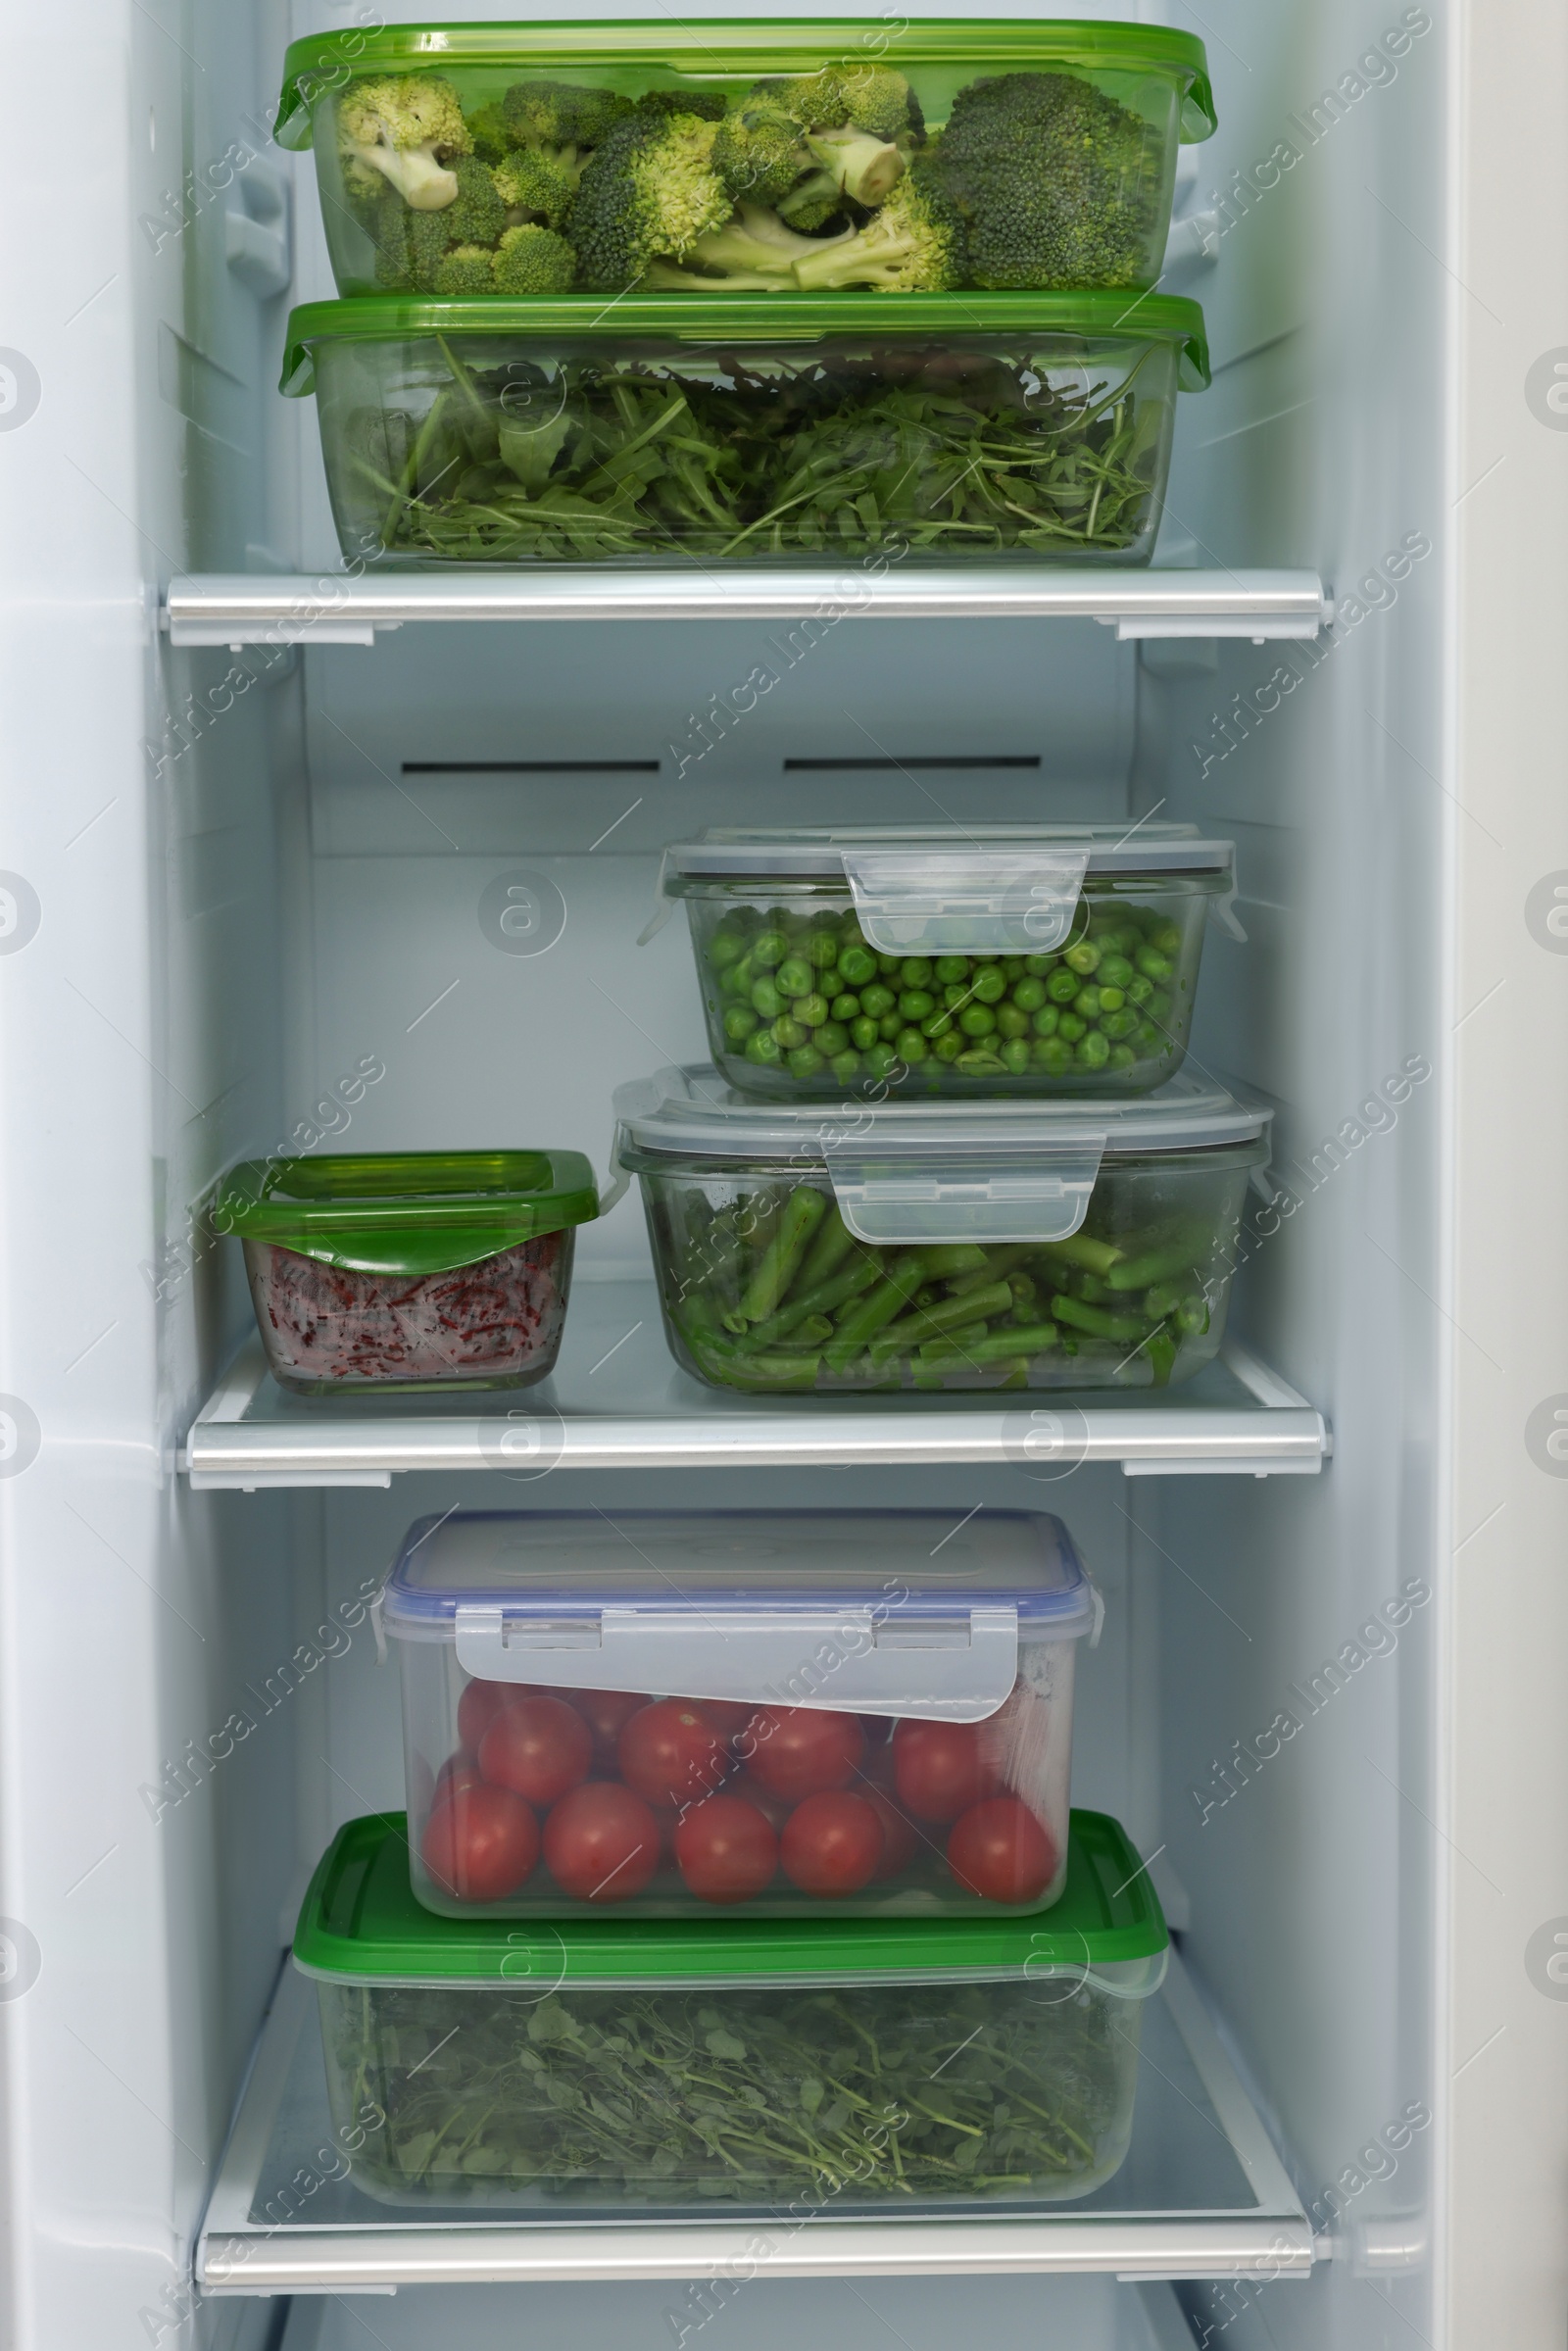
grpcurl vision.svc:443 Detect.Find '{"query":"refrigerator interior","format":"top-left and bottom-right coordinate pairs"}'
top-left (10, 0), bottom-right (1526, 2343)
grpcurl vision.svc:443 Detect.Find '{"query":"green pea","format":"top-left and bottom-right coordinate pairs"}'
top-left (899, 989), bottom-right (936, 1020)
top-left (1151, 922), bottom-right (1184, 955)
top-left (860, 983), bottom-right (896, 1019)
top-left (1101, 1007), bottom-right (1139, 1041)
top-left (831, 1051), bottom-right (861, 1084)
top-left (795, 993), bottom-right (829, 1028)
top-left (1075, 1030), bottom-right (1111, 1069)
top-left (863, 1041), bottom-right (900, 1080)
top-left (787, 1044), bottom-right (825, 1078)
top-left (972, 967), bottom-right (1006, 1004)
top-left (1126, 973), bottom-right (1153, 1006)
top-left (902, 956), bottom-right (933, 987)
top-left (943, 982), bottom-right (970, 1009)
top-left (1064, 941), bottom-right (1101, 975)
top-left (1135, 947), bottom-right (1172, 983)
top-left (815, 1020), bottom-right (849, 1056)
top-left (772, 1015), bottom-right (807, 1051)
top-left (720, 956), bottom-right (755, 997)
top-left (1148, 989), bottom-right (1172, 1021)
top-left (850, 1015), bottom-right (880, 1051)
top-left (1011, 977), bottom-right (1047, 1013)
top-left (838, 945), bottom-right (878, 988)
top-left (1024, 955), bottom-right (1053, 976)
top-left (1002, 955), bottom-right (1025, 980)
top-left (776, 956), bottom-right (814, 1000)
top-left (1056, 1012), bottom-right (1087, 1044)
top-left (896, 1028), bottom-right (928, 1063)
top-left (1108, 1044), bottom-right (1137, 1069)
top-left (1097, 985), bottom-right (1126, 1012)
top-left (753, 930), bottom-right (788, 970)
top-left (1134, 1019), bottom-right (1162, 1053)
top-left (956, 1048), bottom-right (1004, 1075)
top-left (933, 1030), bottom-right (964, 1063)
top-left (935, 955), bottom-right (969, 984)
top-left (1001, 1037), bottom-right (1031, 1074)
top-left (808, 930), bottom-right (841, 970)
top-left (831, 994), bottom-right (860, 1023)
top-left (1031, 1004), bottom-right (1059, 1038)
top-left (1074, 986), bottom-right (1102, 1021)
top-left (751, 977), bottom-right (784, 1019)
top-left (723, 1005), bottom-right (759, 1042)
top-left (876, 953), bottom-right (902, 975)
top-left (958, 1004), bottom-right (996, 1038)
top-left (1033, 1037), bottom-right (1073, 1074)
top-left (710, 931), bottom-right (745, 968)
top-left (996, 1004), bottom-right (1030, 1039)
top-left (1098, 953), bottom-right (1134, 989)
top-left (1046, 967), bottom-right (1079, 1004)
top-left (745, 1028), bottom-right (783, 1066)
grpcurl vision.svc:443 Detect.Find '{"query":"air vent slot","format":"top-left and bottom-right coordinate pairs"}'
top-left (401, 760), bottom-right (661, 775)
top-left (782, 756), bottom-right (1041, 772)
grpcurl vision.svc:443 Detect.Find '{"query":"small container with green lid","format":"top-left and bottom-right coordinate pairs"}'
top-left (281, 291), bottom-right (1208, 568)
top-left (211, 1150), bottom-right (599, 1395)
top-left (294, 1807), bottom-right (1167, 2207)
top-left (273, 21), bottom-right (1216, 303)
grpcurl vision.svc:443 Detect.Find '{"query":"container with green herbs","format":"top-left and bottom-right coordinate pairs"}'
top-left (280, 293), bottom-right (1208, 567)
top-left (656, 824), bottom-right (1238, 1098)
top-left (295, 1807), bottom-right (1167, 2208)
top-left (612, 1064), bottom-right (1271, 1395)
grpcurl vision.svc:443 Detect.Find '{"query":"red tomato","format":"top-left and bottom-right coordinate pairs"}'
top-left (741, 1707), bottom-right (865, 1802)
top-left (617, 1699), bottom-right (731, 1809)
top-left (892, 1719), bottom-right (1003, 1824)
top-left (421, 1782), bottom-right (539, 1902)
top-left (729, 1771), bottom-right (792, 1835)
top-left (947, 1797), bottom-right (1058, 1905)
top-left (456, 1677), bottom-right (514, 1753)
top-left (780, 1791), bottom-right (884, 1895)
top-left (435, 1753), bottom-right (483, 1803)
top-left (542, 1782), bottom-right (661, 1904)
top-left (692, 1697), bottom-right (754, 1744)
top-left (674, 1795), bottom-right (779, 1903)
top-left (478, 1694), bottom-right (592, 1807)
top-left (861, 1786), bottom-right (921, 1882)
top-left (650, 1804), bottom-right (681, 1868)
top-left (565, 1688), bottom-right (651, 1773)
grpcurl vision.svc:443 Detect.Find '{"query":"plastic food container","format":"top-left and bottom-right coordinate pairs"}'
top-left (655, 823), bottom-right (1238, 1098)
top-left (295, 1806), bottom-right (1167, 2207)
top-left (382, 1506), bottom-right (1097, 1921)
top-left (280, 293), bottom-right (1209, 568)
top-left (211, 1151), bottom-right (598, 1395)
top-left (612, 1064), bottom-right (1271, 1394)
top-left (274, 23), bottom-right (1215, 301)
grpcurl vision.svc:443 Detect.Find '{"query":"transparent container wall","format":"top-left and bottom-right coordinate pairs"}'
top-left (242, 1231), bottom-right (574, 1395)
top-left (682, 877), bottom-right (1213, 1098)
top-left (306, 64), bottom-right (1183, 299)
top-left (632, 1146), bottom-right (1261, 1394)
top-left (402, 1641), bottom-right (1076, 1920)
top-left (310, 327), bottom-right (1182, 568)
top-left (316, 1963), bottom-right (1148, 2207)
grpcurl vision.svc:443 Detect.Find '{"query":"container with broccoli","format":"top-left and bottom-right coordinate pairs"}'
top-left (282, 290), bottom-right (1208, 567)
top-left (612, 1064), bottom-right (1272, 1396)
top-left (275, 24), bottom-right (1215, 300)
top-left (659, 826), bottom-right (1237, 1098)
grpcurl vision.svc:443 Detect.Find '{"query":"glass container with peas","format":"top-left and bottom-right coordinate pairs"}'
top-left (657, 827), bottom-right (1237, 1100)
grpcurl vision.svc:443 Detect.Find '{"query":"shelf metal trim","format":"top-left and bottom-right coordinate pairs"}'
top-left (181, 1308), bottom-right (1330, 1490)
top-left (195, 1958), bottom-right (1312, 2293)
top-left (163, 567), bottom-right (1331, 648)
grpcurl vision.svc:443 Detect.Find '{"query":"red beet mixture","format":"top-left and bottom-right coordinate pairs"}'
top-left (248, 1233), bottom-right (569, 1388)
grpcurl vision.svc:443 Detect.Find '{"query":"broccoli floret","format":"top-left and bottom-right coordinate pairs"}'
top-left (369, 187), bottom-right (413, 286)
top-left (492, 149), bottom-right (574, 229)
top-left (445, 156), bottom-right (507, 245)
top-left (500, 77), bottom-right (635, 181)
top-left (465, 101), bottom-right (514, 164)
top-left (789, 171), bottom-right (965, 290)
top-left (635, 89), bottom-right (729, 123)
top-left (569, 109), bottom-right (733, 289)
top-left (337, 73), bottom-right (470, 211)
top-left (924, 72), bottom-right (1152, 288)
top-left (776, 64), bottom-right (921, 205)
top-left (433, 243), bottom-right (500, 295)
top-left (408, 208), bottom-right (458, 291)
top-left (711, 99), bottom-right (811, 207)
top-left (775, 172), bottom-right (848, 233)
top-left (491, 223), bottom-right (577, 294)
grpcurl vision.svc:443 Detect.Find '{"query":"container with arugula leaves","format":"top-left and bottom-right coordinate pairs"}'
top-left (295, 1809), bottom-right (1167, 2207)
top-left (281, 293), bottom-right (1209, 566)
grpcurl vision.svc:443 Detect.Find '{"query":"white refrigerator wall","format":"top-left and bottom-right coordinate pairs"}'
top-left (3, 0), bottom-right (1565, 2348)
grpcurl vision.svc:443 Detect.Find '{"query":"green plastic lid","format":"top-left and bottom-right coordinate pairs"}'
top-left (292, 1809), bottom-right (1168, 1987)
top-left (210, 1150), bottom-right (599, 1277)
top-left (280, 292), bottom-right (1210, 398)
top-left (275, 20), bottom-right (1215, 150)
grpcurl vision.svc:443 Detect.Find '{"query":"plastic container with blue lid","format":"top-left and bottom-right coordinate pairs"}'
top-left (379, 1506), bottom-right (1099, 1923)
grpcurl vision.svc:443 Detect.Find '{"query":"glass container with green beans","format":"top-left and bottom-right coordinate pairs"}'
top-left (661, 828), bottom-right (1237, 1099)
top-left (612, 1066), bottom-right (1271, 1396)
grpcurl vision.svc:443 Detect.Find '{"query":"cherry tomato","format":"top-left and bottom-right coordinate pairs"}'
top-left (780, 1791), bottom-right (884, 1895)
top-left (692, 1697), bottom-right (754, 1744)
top-left (564, 1688), bottom-right (651, 1773)
top-left (892, 1719), bottom-right (1003, 1823)
top-left (742, 1707), bottom-right (865, 1802)
top-left (421, 1782), bottom-right (539, 1902)
top-left (674, 1795), bottom-right (779, 1903)
top-left (947, 1796), bottom-right (1058, 1905)
top-left (457, 1677), bottom-right (514, 1753)
top-left (617, 1699), bottom-right (731, 1809)
top-left (542, 1782), bottom-right (661, 1904)
top-left (478, 1694), bottom-right (592, 1807)
top-left (435, 1753), bottom-right (483, 1803)
top-left (861, 1785), bottom-right (921, 1882)
top-left (729, 1771), bottom-right (792, 1835)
